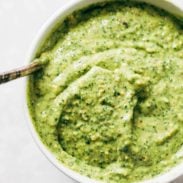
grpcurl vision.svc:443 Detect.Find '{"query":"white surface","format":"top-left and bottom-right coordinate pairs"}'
top-left (0, 0), bottom-right (182, 183)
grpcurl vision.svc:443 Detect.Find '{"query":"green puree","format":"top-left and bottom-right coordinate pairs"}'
top-left (27, 1), bottom-right (183, 183)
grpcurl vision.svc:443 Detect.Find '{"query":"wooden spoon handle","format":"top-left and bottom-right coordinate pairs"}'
top-left (0, 61), bottom-right (43, 84)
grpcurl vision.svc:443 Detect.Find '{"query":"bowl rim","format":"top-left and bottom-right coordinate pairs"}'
top-left (23, 0), bottom-right (183, 183)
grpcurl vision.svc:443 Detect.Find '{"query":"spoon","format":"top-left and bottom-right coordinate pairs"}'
top-left (0, 57), bottom-right (48, 84)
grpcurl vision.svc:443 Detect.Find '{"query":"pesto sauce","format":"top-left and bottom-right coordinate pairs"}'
top-left (27, 1), bottom-right (183, 183)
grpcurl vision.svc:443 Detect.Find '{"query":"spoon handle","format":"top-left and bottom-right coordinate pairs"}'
top-left (0, 61), bottom-right (43, 84)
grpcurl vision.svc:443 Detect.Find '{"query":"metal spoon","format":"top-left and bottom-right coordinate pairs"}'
top-left (0, 58), bottom-right (48, 84)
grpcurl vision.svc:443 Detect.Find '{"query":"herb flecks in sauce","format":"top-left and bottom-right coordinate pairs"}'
top-left (28, 1), bottom-right (183, 183)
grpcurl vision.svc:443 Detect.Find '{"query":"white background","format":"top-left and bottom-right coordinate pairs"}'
top-left (0, 0), bottom-right (182, 183)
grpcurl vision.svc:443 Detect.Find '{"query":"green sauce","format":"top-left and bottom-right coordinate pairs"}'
top-left (27, 1), bottom-right (183, 182)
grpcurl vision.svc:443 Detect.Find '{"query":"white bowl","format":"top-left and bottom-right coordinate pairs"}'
top-left (24, 0), bottom-right (183, 183)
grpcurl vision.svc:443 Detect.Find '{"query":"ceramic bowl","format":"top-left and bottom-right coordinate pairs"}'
top-left (24, 0), bottom-right (183, 182)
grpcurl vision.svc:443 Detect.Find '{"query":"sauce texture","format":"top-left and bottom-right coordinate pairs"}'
top-left (27, 1), bottom-right (183, 182)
